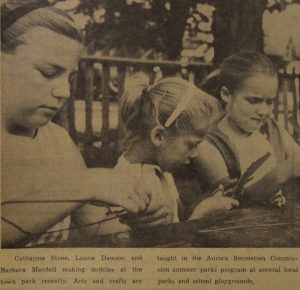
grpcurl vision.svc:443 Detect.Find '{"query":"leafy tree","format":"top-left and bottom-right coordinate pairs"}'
top-left (73, 0), bottom-right (190, 59)
top-left (62, 0), bottom-right (299, 63)
top-left (212, 0), bottom-right (300, 64)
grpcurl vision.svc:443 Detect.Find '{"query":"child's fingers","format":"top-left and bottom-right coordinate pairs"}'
top-left (217, 177), bottom-right (238, 191)
top-left (140, 197), bottom-right (170, 215)
top-left (128, 194), bottom-right (147, 213)
top-left (270, 196), bottom-right (286, 208)
top-left (134, 182), bottom-right (151, 207)
top-left (269, 193), bottom-right (286, 205)
top-left (132, 218), bottom-right (170, 228)
top-left (212, 185), bottom-right (225, 197)
top-left (126, 208), bottom-right (168, 225)
top-left (214, 196), bottom-right (239, 210)
top-left (122, 206), bottom-right (170, 225)
top-left (213, 191), bottom-right (223, 198)
top-left (229, 198), bottom-right (239, 208)
top-left (129, 183), bottom-right (153, 213)
top-left (271, 197), bottom-right (281, 203)
top-left (117, 197), bottom-right (139, 214)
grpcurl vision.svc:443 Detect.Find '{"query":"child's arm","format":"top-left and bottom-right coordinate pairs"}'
top-left (193, 140), bottom-right (231, 192)
top-left (119, 194), bottom-right (174, 228)
top-left (189, 193), bottom-right (239, 220)
top-left (1, 169), bottom-right (150, 247)
top-left (241, 150), bottom-right (300, 204)
top-left (194, 139), bottom-right (300, 205)
top-left (118, 168), bottom-right (176, 228)
top-left (179, 177), bottom-right (238, 220)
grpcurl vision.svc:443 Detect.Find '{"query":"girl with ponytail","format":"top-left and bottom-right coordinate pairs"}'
top-left (75, 76), bottom-right (239, 235)
top-left (190, 51), bottom-right (300, 208)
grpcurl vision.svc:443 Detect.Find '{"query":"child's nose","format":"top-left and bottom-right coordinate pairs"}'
top-left (257, 102), bottom-right (271, 116)
top-left (190, 148), bottom-right (198, 159)
top-left (51, 75), bottom-right (70, 100)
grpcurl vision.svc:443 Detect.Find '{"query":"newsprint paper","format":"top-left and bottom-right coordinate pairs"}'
top-left (1, 1), bottom-right (300, 290)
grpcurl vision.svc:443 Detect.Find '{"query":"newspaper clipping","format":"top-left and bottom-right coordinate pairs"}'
top-left (1, 0), bottom-right (300, 289)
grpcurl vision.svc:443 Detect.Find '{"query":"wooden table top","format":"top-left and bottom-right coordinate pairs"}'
top-left (37, 182), bottom-right (300, 248)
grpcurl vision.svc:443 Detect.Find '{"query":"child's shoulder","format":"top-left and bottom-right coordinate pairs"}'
top-left (40, 121), bottom-right (72, 140)
top-left (115, 155), bottom-right (161, 182)
top-left (38, 122), bottom-right (78, 150)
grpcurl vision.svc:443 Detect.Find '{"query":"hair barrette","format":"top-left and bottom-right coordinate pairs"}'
top-left (206, 69), bottom-right (221, 80)
top-left (164, 88), bottom-right (195, 128)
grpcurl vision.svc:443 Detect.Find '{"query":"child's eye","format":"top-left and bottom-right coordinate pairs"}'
top-left (266, 98), bottom-right (275, 105)
top-left (247, 97), bottom-right (261, 104)
top-left (37, 68), bottom-right (61, 79)
top-left (35, 64), bottom-right (65, 80)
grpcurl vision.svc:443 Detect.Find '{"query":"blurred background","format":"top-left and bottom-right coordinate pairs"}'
top-left (48, 0), bottom-right (300, 167)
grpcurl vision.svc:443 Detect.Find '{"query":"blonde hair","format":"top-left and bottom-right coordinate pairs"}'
top-left (120, 76), bottom-right (220, 149)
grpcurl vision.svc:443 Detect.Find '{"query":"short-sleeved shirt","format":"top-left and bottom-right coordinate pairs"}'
top-left (2, 122), bottom-right (86, 245)
top-left (115, 155), bottom-right (179, 222)
top-left (76, 155), bottom-right (180, 236)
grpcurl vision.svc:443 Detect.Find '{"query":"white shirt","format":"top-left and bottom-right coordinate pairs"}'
top-left (2, 122), bottom-right (85, 245)
top-left (218, 119), bottom-right (277, 188)
top-left (69, 155), bottom-right (180, 237)
top-left (115, 155), bottom-right (179, 222)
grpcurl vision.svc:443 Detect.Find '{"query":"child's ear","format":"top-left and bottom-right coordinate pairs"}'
top-left (150, 125), bottom-right (166, 147)
top-left (220, 86), bottom-right (232, 105)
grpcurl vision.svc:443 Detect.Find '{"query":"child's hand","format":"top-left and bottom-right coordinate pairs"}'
top-left (114, 181), bottom-right (151, 214)
top-left (266, 192), bottom-right (286, 208)
top-left (120, 203), bottom-right (173, 228)
top-left (120, 190), bottom-right (174, 228)
top-left (94, 176), bottom-right (151, 214)
top-left (120, 170), bottom-right (176, 228)
top-left (189, 193), bottom-right (239, 220)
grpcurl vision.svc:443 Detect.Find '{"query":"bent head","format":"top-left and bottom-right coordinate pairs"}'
top-left (121, 77), bottom-right (220, 172)
top-left (1, 2), bottom-right (82, 136)
top-left (201, 51), bottom-right (278, 133)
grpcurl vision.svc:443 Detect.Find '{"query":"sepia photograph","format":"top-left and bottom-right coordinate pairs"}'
top-left (1, 0), bottom-right (300, 252)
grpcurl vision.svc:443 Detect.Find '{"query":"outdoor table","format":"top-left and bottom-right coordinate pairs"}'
top-left (36, 182), bottom-right (300, 248)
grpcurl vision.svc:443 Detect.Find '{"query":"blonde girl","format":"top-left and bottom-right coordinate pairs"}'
top-left (75, 76), bottom-right (239, 235)
top-left (1, 1), bottom-right (150, 247)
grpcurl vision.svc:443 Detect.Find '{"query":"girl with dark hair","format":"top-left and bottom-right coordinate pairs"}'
top-left (1, 1), bottom-right (151, 247)
top-left (189, 51), bottom-right (299, 209)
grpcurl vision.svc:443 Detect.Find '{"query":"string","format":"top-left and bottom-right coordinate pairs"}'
top-left (1, 217), bottom-right (31, 235)
top-left (2, 199), bottom-right (114, 206)
top-left (1, 199), bottom-right (127, 239)
top-left (197, 221), bottom-right (300, 234)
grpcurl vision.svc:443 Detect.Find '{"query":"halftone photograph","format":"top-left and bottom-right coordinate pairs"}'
top-left (1, 0), bottom-right (299, 250)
